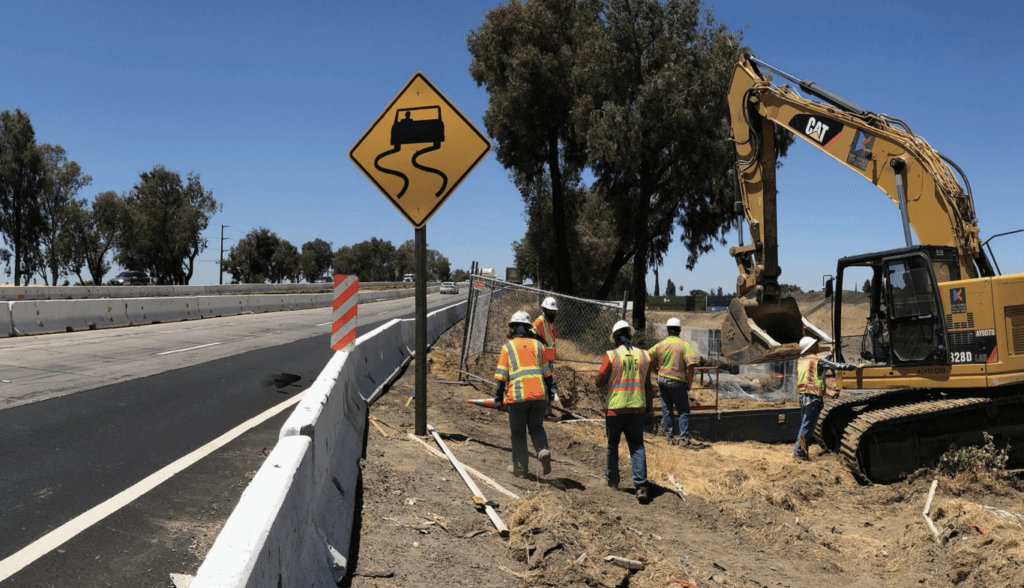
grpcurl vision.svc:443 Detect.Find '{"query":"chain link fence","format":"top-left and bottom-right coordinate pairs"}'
top-left (457, 276), bottom-right (799, 407)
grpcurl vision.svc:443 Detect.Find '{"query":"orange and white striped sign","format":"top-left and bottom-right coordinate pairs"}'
top-left (331, 274), bottom-right (359, 350)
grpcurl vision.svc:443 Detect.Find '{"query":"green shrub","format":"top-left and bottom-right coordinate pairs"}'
top-left (937, 432), bottom-right (1010, 476)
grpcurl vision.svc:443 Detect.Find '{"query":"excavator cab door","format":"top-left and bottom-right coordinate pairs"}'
top-left (881, 252), bottom-right (949, 366)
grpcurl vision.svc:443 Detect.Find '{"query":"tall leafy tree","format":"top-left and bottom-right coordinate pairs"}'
top-left (468, 0), bottom-right (602, 296)
top-left (224, 227), bottom-right (281, 283)
top-left (573, 0), bottom-right (746, 328)
top-left (68, 191), bottom-right (124, 285)
top-left (666, 279), bottom-right (677, 297)
top-left (116, 165), bottom-right (219, 284)
top-left (269, 239), bottom-right (300, 283)
top-left (37, 144), bottom-right (92, 285)
top-left (299, 238), bottom-right (333, 282)
top-left (332, 238), bottom-right (397, 282)
top-left (0, 109), bottom-right (45, 286)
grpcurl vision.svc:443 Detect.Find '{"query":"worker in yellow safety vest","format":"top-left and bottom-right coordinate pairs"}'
top-left (532, 296), bottom-right (564, 416)
top-left (494, 311), bottom-right (557, 477)
top-left (793, 337), bottom-right (857, 460)
top-left (649, 317), bottom-right (698, 446)
top-left (595, 320), bottom-right (655, 503)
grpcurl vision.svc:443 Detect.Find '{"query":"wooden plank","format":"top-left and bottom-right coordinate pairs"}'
top-left (405, 432), bottom-right (520, 500)
top-left (427, 424), bottom-right (509, 537)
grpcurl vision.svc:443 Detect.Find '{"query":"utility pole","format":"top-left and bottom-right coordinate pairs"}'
top-left (219, 225), bottom-right (230, 285)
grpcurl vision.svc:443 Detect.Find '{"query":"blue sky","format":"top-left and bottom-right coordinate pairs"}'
top-left (2, 0), bottom-right (1022, 294)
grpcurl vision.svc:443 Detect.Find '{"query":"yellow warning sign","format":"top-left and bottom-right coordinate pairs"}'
top-left (349, 73), bottom-right (491, 228)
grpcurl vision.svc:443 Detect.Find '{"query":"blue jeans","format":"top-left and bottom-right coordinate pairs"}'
top-left (793, 394), bottom-right (823, 457)
top-left (507, 400), bottom-right (549, 474)
top-left (605, 413), bottom-right (647, 487)
top-left (659, 379), bottom-right (690, 441)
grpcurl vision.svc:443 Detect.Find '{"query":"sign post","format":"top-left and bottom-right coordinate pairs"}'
top-left (350, 73), bottom-right (490, 436)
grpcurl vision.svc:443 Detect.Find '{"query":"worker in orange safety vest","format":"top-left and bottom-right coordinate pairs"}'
top-left (794, 337), bottom-right (856, 460)
top-left (649, 317), bottom-right (698, 446)
top-left (596, 320), bottom-right (655, 503)
top-left (532, 296), bottom-right (563, 415)
top-left (494, 311), bottom-right (557, 477)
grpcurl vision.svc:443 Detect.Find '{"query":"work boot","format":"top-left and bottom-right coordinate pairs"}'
top-left (607, 478), bottom-right (619, 489)
top-left (538, 449), bottom-right (552, 475)
top-left (507, 465), bottom-right (528, 478)
top-left (799, 435), bottom-right (811, 461)
top-left (636, 485), bottom-right (649, 503)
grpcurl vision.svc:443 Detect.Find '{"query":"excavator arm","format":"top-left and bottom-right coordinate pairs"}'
top-left (722, 54), bottom-right (994, 364)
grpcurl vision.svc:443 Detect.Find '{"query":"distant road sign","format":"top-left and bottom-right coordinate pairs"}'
top-left (349, 73), bottom-right (491, 228)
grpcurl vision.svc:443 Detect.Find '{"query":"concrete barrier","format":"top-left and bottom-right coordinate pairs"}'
top-left (1, 302), bottom-right (12, 338)
top-left (192, 299), bottom-right (467, 587)
top-left (9, 299), bottom-right (131, 335)
top-left (197, 296), bottom-right (251, 318)
top-left (246, 295), bottom-right (292, 313)
top-left (125, 297), bottom-right (201, 326)
top-left (191, 436), bottom-right (336, 587)
top-left (0, 282), bottom-right (441, 301)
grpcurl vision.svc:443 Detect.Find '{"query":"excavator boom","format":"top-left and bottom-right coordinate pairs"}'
top-left (722, 53), bottom-right (993, 364)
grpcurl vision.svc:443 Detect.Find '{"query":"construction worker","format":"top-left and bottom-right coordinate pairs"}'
top-left (596, 320), bottom-right (655, 503)
top-left (533, 296), bottom-right (560, 417)
top-left (794, 336), bottom-right (857, 460)
top-left (648, 317), bottom-right (698, 445)
top-left (494, 311), bottom-right (557, 477)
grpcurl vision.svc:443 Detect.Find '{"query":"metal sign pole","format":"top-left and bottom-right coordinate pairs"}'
top-left (415, 226), bottom-right (428, 436)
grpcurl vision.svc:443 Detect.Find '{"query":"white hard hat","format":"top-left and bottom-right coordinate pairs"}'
top-left (610, 319), bottom-right (634, 342)
top-left (510, 311), bottom-right (533, 327)
top-left (541, 296), bottom-right (558, 312)
top-left (666, 318), bottom-right (681, 328)
top-left (799, 336), bottom-right (818, 354)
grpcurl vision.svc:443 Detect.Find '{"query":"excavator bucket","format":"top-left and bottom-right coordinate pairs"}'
top-left (720, 297), bottom-right (807, 365)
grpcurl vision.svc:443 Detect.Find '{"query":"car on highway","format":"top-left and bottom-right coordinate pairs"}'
top-left (439, 282), bottom-right (459, 294)
top-left (107, 271), bottom-right (150, 286)
top-left (313, 276), bottom-right (333, 283)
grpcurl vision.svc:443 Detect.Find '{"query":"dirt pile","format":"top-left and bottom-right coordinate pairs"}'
top-left (353, 350), bottom-right (1024, 588)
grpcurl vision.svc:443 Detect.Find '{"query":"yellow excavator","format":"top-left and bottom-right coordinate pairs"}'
top-left (724, 53), bottom-right (1024, 481)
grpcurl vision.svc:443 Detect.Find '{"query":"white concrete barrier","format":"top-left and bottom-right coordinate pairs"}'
top-left (1, 302), bottom-right (12, 338)
top-left (197, 296), bottom-right (251, 318)
top-left (125, 297), bottom-right (201, 326)
top-left (0, 282), bottom-right (442, 301)
top-left (245, 295), bottom-right (291, 313)
top-left (192, 299), bottom-right (467, 587)
top-left (9, 299), bottom-right (131, 335)
top-left (191, 436), bottom-right (337, 588)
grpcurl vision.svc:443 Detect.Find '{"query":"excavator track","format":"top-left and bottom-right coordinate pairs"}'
top-left (814, 388), bottom-right (1024, 482)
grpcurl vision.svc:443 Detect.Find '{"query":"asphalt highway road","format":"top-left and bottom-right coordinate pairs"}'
top-left (0, 291), bottom-right (466, 586)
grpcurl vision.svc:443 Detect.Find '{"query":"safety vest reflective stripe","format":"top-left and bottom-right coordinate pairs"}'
top-left (533, 316), bottom-right (557, 363)
top-left (606, 347), bottom-right (649, 412)
top-left (649, 337), bottom-right (695, 382)
top-left (797, 357), bottom-right (824, 396)
top-left (499, 339), bottom-right (548, 403)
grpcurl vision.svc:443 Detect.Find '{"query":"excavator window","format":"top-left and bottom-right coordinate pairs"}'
top-left (884, 254), bottom-right (945, 364)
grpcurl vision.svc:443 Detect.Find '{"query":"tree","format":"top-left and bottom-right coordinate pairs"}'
top-left (571, 0), bottom-right (752, 328)
top-left (37, 144), bottom-right (92, 285)
top-left (468, 0), bottom-right (602, 296)
top-left (332, 238), bottom-right (398, 282)
top-left (862, 279), bottom-right (871, 295)
top-left (666, 279), bottom-right (677, 297)
top-left (67, 191), bottom-right (123, 285)
top-left (0, 109), bottom-right (45, 286)
top-left (716, 286), bottom-right (724, 296)
top-left (299, 238), bottom-right (333, 282)
top-left (224, 227), bottom-right (282, 283)
top-left (451, 268), bottom-right (469, 282)
top-left (116, 166), bottom-right (219, 284)
top-left (653, 266), bottom-right (660, 297)
top-left (269, 239), bottom-right (300, 283)
top-left (779, 283), bottom-right (803, 296)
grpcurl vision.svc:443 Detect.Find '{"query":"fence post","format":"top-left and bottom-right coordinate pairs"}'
top-left (458, 261), bottom-right (478, 381)
top-left (621, 290), bottom-right (629, 321)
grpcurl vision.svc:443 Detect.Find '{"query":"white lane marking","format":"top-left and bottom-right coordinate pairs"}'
top-left (316, 321), bottom-right (332, 326)
top-left (156, 342), bottom-right (223, 356)
top-left (0, 389), bottom-right (307, 582)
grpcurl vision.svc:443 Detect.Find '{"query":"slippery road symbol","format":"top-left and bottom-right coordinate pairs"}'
top-left (374, 106), bottom-right (448, 199)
